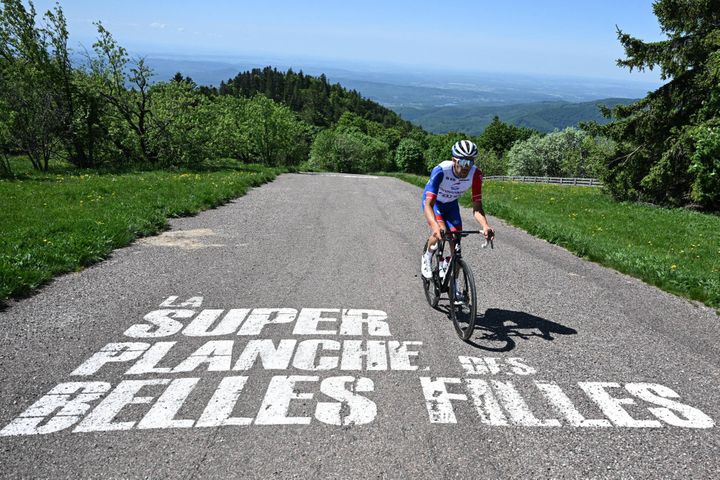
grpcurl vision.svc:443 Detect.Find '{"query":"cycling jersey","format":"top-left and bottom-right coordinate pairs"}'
top-left (421, 161), bottom-right (483, 232)
top-left (423, 160), bottom-right (483, 204)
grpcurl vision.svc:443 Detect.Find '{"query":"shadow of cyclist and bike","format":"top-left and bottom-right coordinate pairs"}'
top-left (435, 303), bottom-right (577, 352)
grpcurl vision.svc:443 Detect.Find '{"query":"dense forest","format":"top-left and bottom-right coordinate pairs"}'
top-left (218, 66), bottom-right (416, 131)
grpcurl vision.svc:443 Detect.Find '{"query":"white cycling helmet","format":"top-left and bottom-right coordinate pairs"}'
top-left (451, 139), bottom-right (478, 159)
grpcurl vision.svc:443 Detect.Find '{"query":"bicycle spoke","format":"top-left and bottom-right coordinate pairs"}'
top-left (450, 259), bottom-right (477, 341)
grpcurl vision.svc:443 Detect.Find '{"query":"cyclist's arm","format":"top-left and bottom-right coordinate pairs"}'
top-left (471, 169), bottom-right (493, 238)
top-left (424, 166), bottom-right (444, 238)
top-left (472, 200), bottom-right (491, 234)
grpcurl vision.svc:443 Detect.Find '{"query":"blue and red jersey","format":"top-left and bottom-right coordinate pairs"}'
top-left (421, 161), bottom-right (483, 231)
top-left (423, 161), bottom-right (483, 204)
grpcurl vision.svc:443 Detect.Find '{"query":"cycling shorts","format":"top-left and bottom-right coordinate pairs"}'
top-left (421, 197), bottom-right (462, 232)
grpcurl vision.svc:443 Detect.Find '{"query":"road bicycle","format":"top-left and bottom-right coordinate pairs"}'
top-left (422, 229), bottom-right (493, 340)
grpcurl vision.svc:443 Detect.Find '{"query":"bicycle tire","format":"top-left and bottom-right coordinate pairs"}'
top-left (449, 258), bottom-right (477, 340)
top-left (422, 241), bottom-right (441, 309)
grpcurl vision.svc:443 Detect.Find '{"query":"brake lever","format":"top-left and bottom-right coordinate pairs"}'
top-left (481, 232), bottom-right (495, 249)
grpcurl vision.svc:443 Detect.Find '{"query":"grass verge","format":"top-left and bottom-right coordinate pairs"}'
top-left (1, 158), bottom-right (282, 301)
top-left (386, 173), bottom-right (720, 311)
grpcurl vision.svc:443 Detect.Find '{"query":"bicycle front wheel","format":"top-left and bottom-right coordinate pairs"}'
top-left (449, 258), bottom-right (477, 341)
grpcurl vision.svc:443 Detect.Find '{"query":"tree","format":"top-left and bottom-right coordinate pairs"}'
top-left (0, 96), bottom-right (13, 175)
top-left (148, 80), bottom-right (216, 167)
top-left (423, 132), bottom-right (466, 172)
top-left (0, 0), bottom-right (64, 170)
top-left (220, 66), bottom-right (422, 134)
top-left (506, 134), bottom-right (545, 176)
top-left (0, 1), bottom-right (109, 168)
top-left (91, 22), bottom-right (156, 164)
top-left (243, 95), bottom-right (311, 166)
top-left (210, 95), bottom-right (253, 161)
top-left (477, 149), bottom-right (507, 176)
top-left (476, 116), bottom-right (536, 155)
top-left (507, 127), bottom-right (612, 177)
top-left (688, 125), bottom-right (720, 207)
top-left (597, 0), bottom-right (720, 209)
top-left (309, 128), bottom-right (390, 173)
top-left (335, 111), bottom-right (368, 133)
top-left (395, 138), bottom-right (424, 174)
top-left (43, 4), bottom-right (93, 167)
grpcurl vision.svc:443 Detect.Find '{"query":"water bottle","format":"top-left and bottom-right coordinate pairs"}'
top-left (439, 256), bottom-right (450, 278)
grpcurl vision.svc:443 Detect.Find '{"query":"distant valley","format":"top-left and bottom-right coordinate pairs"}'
top-left (394, 98), bottom-right (636, 134)
top-left (140, 54), bottom-right (651, 134)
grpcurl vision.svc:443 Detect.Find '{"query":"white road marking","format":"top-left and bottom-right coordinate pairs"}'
top-left (536, 382), bottom-right (611, 427)
top-left (1, 300), bottom-right (714, 437)
top-left (579, 382), bottom-right (662, 428)
top-left (195, 376), bottom-right (251, 427)
top-left (310, 173), bottom-right (379, 179)
top-left (490, 380), bottom-right (561, 427)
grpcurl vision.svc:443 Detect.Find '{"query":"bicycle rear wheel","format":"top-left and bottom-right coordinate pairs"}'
top-left (449, 258), bottom-right (477, 340)
top-left (422, 241), bottom-right (441, 309)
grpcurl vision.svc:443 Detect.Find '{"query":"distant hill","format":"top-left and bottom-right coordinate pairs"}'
top-left (394, 98), bottom-right (637, 134)
top-left (138, 55), bottom-right (641, 135)
top-left (218, 66), bottom-right (418, 131)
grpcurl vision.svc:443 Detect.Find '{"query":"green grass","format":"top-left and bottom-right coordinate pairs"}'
top-left (387, 173), bottom-right (720, 310)
top-left (1, 157), bottom-right (283, 301)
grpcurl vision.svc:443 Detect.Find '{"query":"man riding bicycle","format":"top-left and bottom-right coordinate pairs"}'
top-left (421, 139), bottom-right (494, 279)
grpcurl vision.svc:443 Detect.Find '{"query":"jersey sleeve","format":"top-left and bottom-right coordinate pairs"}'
top-left (425, 165), bottom-right (444, 200)
top-left (471, 168), bottom-right (483, 202)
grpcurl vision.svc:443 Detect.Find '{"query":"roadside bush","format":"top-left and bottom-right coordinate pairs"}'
top-left (394, 138), bottom-right (424, 174)
top-left (507, 127), bottom-right (612, 177)
top-left (477, 149), bottom-right (507, 176)
top-left (506, 134), bottom-right (544, 176)
top-left (308, 128), bottom-right (390, 173)
top-left (688, 124), bottom-right (720, 209)
top-left (0, 99), bottom-right (14, 175)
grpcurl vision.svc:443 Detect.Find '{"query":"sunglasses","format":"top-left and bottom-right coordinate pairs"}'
top-left (454, 157), bottom-right (474, 167)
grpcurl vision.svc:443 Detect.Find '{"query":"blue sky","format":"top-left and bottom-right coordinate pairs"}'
top-left (30, 0), bottom-right (666, 81)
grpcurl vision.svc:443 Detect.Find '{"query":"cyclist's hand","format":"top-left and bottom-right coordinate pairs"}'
top-left (484, 227), bottom-right (495, 241)
top-left (432, 224), bottom-right (443, 240)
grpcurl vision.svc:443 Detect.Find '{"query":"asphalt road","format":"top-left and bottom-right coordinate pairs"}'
top-left (1, 173), bottom-right (718, 479)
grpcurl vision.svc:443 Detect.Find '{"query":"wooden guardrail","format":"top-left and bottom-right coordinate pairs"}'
top-left (485, 176), bottom-right (603, 187)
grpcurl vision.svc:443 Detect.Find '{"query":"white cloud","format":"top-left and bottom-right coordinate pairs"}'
top-left (177, 27), bottom-right (185, 32)
top-left (149, 22), bottom-right (166, 29)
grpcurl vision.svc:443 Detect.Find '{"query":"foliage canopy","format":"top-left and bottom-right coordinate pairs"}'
top-left (597, 0), bottom-right (720, 210)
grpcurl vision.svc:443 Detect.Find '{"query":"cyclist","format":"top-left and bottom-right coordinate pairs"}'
top-left (421, 139), bottom-right (494, 279)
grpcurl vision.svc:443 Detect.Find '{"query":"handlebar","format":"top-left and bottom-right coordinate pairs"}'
top-left (441, 230), bottom-right (480, 238)
top-left (440, 229), bottom-right (494, 249)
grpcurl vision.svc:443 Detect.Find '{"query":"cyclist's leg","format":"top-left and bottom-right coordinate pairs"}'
top-left (442, 202), bottom-right (465, 301)
top-left (442, 201), bottom-right (463, 253)
top-left (422, 197), bottom-right (447, 252)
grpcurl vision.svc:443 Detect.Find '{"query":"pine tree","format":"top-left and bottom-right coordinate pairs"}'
top-left (599, 0), bottom-right (720, 209)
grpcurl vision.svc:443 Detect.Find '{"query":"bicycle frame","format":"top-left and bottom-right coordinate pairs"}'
top-left (423, 229), bottom-right (492, 341)
top-left (431, 230), bottom-right (479, 292)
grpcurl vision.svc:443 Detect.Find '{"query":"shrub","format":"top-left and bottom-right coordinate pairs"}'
top-left (309, 129), bottom-right (390, 173)
top-left (394, 138), bottom-right (425, 174)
